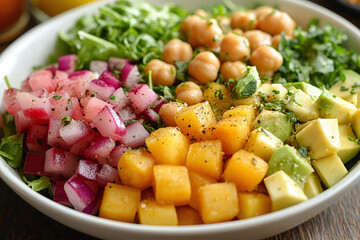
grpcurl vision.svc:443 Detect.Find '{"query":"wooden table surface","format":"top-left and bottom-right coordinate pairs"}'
top-left (0, 0), bottom-right (359, 239)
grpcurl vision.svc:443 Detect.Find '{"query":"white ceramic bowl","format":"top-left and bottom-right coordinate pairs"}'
top-left (1, 0), bottom-right (360, 239)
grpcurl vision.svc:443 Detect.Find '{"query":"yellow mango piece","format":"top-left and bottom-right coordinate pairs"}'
top-left (222, 105), bottom-right (257, 125)
top-left (188, 171), bottom-right (217, 210)
top-left (118, 149), bottom-right (155, 190)
top-left (99, 183), bottom-right (141, 222)
top-left (198, 182), bottom-right (239, 224)
top-left (203, 82), bottom-right (233, 120)
top-left (212, 116), bottom-right (250, 155)
top-left (138, 199), bottom-right (178, 226)
top-left (176, 206), bottom-right (203, 225)
top-left (146, 127), bottom-right (190, 165)
top-left (237, 192), bottom-right (271, 219)
top-left (153, 165), bottom-right (191, 206)
top-left (303, 173), bottom-right (323, 199)
top-left (223, 149), bottom-right (268, 192)
top-left (186, 140), bottom-right (224, 180)
top-left (174, 101), bottom-right (217, 142)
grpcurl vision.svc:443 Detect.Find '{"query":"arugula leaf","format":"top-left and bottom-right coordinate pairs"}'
top-left (0, 133), bottom-right (24, 169)
top-left (175, 61), bottom-right (190, 81)
top-left (1, 112), bottom-right (16, 138)
top-left (22, 175), bottom-right (52, 192)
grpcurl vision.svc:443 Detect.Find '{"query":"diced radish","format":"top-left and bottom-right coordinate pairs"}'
top-left (120, 64), bottom-right (141, 87)
top-left (128, 84), bottom-right (158, 113)
top-left (28, 69), bottom-right (55, 93)
top-left (23, 152), bottom-right (45, 176)
top-left (58, 54), bottom-right (78, 74)
top-left (108, 57), bottom-right (129, 71)
top-left (16, 92), bottom-right (51, 121)
top-left (47, 118), bottom-right (69, 150)
top-left (76, 159), bottom-right (99, 182)
top-left (48, 93), bottom-right (74, 120)
top-left (14, 111), bottom-right (32, 133)
top-left (44, 147), bottom-right (78, 179)
top-left (59, 119), bottom-right (92, 146)
top-left (90, 60), bottom-right (108, 74)
top-left (1, 88), bottom-right (20, 115)
top-left (152, 98), bottom-right (167, 112)
top-left (117, 105), bottom-right (136, 122)
top-left (99, 71), bottom-right (121, 89)
top-left (69, 132), bottom-right (96, 156)
top-left (82, 190), bottom-right (103, 215)
top-left (31, 89), bottom-right (49, 98)
top-left (69, 97), bottom-right (84, 121)
top-left (44, 64), bottom-right (58, 75)
top-left (53, 70), bottom-right (72, 95)
top-left (107, 87), bottom-right (129, 112)
top-left (84, 136), bottom-right (115, 165)
top-left (92, 105), bottom-right (126, 141)
top-left (88, 79), bottom-right (115, 101)
top-left (81, 96), bottom-right (108, 122)
top-left (96, 164), bottom-right (119, 187)
top-left (107, 144), bottom-right (129, 167)
top-left (53, 180), bottom-right (72, 207)
top-left (26, 124), bottom-right (49, 153)
top-left (83, 179), bottom-right (100, 195)
top-left (144, 107), bottom-right (159, 122)
top-left (69, 70), bottom-right (96, 99)
top-left (121, 121), bottom-right (150, 148)
top-left (64, 174), bottom-right (96, 211)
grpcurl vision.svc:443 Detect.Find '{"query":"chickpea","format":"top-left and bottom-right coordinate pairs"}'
top-left (162, 39), bottom-right (193, 65)
top-left (159, 102), bottom-right (185, 127)
top-left (250, 45), bottom-right (283, 78)
top-left (175, 81), bottom-right (203, 105)
top-left (254, 6), bottom-right (274, 20)
top-left (188, 51), bottom-right (220, 84)
top-left (144, 59), bottom-right (176, 86)
top-left (217, 16), bottom-right (231, 32)
top-left (188, 19), bottom-right (223, 49)
top-left (180, 15), bottom-right (202, 36)
top-left (244, 30), bottom-right (271, 51)
top-left (230, 11), bottom-right (257, 31)
top-left (220, 61), bottom-right (247, 81)
top-left (220, 33), bottom-right (251, 62)
top-left (194, 9), bottom-right (209, 18)
top-left (257, 10), bottom-right (296, 35)
top-left (271, 34), bottom-right (291, 49)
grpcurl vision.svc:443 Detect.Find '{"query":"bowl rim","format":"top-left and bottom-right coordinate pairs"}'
top-left (0, 0), bottom-right (360, 238)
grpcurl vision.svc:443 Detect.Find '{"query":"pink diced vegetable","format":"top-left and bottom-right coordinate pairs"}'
top-left (108, 57), bottom-right (129, 71)
top-left (16, 92), bottom-right (51, 121)
top-left (90, 60), bottom-right (108, 74)
top-left (84, 136), bottom-right (115, 165)
top-left (128, 84), bottom-right (158, 113)
top-left (64, 174), bottom-right (96, 211)
top-left (69, 70), bottom-right (96, 99)
top-left (47, 118), bottom-right (69, 150)
top-left (120, 63), bottom-right (141, 87)
top-left (107, 87), bottom-right (129, 111)
top-left (69, 132), bottom-right (96, 156)
top-left (96, 164), bottom-right (119, 187)
top-left (53, 180), bottom-right (72, 207)
top-left (2, 88), bottom-right (20, 115)
top-left (59, 119), bottom-right (92, 146)
top-left (144, 107), bottom-right (159, 122)
top-left (152, 98), bottom-right (167, 112)
top-left (117, 105), bottom-right (136, 122)
top-left (92, 105), bottom-right (126, 141)
top-left (99, 71), bottom-right (121, 89)
top-left (121, 121), bottom-right (150, 148)
top-left (58, 54), bottom-right (78, 73)
top-left (28, 69), bottom-right (55, 93)
top-left (26, 124), bottom-right (49, 153)
top-left (81, 96), bottom-right (108, 122)
top-left (44, 147), bottom-right (77, 179)
top-left (23, 152), bottom-right (45, 176)
top-left (107, 144), bottom-right (129, 167)
top-left (14, 111), bottom-right (33, 133)
top-left (82, 190), bottom-right (103, 215)
top-left (88, 79), bottom-right (115, 101)
top-left (76, 159), bottom-right (99, 182)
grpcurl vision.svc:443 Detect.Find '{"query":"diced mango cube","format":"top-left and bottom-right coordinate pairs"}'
top-left (337, 124), bottom-right (360, 164)
top-left (176, 206), bottom-right (203, 225)
top-left (153, 165), bottom-right (191, 206)
top-left (312, 154), bottom-right (348, 188)
top-left (198, 182), bottom-right (239, 224)
top-left (237, 192), bottom-right (271, 219)
top-left (99, 183), bottom-right (141, 222)
top-left (138, 199), bottom-right (177, 226)
top-left (222, 105), bottom-right (257, 125)
top-left (186, 140), bottom-right (224, 180)
top-left (118, 149), bottom-right (155, 190)
top-left (303, 173), bottom-right (323, 199)
top-left (264, 171), bottom-right (308, 211)
top-left (188, 170), bottom-right (217, 210)
top-left (223, 149), bottom-right (268, 192)
top-left (174, 101), bottom-right (217, 142)
top-left (203, 82), bottom-right (233, 120)
top-left (212, 116), bottom-right (250, 155)
top-left (146, 127), bottom-right (189, 165)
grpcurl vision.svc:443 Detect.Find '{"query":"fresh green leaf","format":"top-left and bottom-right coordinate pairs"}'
top-left (4, 76), bottom-right (11, 89)
top-left (0, 133), bottom-right (24, 169)
top-left (175, 61), bottom-right (190, 82)
top-left (1, 112), bottom-right (16, 138)
top-left (23, 176), bottom-right (52, 192)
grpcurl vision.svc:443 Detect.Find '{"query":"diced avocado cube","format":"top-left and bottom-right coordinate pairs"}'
top-left (337, 125), bottom-right (360, 164)
top-left (351, 109), bottom-right (360, 138)
top-left (296, 118), bottom-right (340, 159)
top-left (345, 93), bottom-right (358, 107)
top-left (257, 83), bottom-right (288, 102)
top-left (244, 127), bottom-right (284, 162)
top-left (315, 89), bottom-right (356, 124)
top-left (264, 170), bottom-right (308, 211)
top-left (267, 145), bottom-right (314, 189)
top-left (312, 154), bottom-right (348, 188)
top-left (303, 173), bottom-right (323, 199)
top-left (329, 70), bottom-right (360, 99)
top-left (252, 110), bottom-right (293, 142)
top-left (283, 82), bottom-right (322, 101)
top-left (286, 87), bottom-right (318, 122)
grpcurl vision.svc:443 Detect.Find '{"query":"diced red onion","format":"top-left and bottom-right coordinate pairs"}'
top-left (144, 107), bottom-right (159, 122)
top-left (59, 119), bottom-right (92, 146)
top-left (80, 96), bottom-right (108, 122)
top-left (152, 98), bottom-right (167, 112)
top-left (107, 87), bottom-right (129, 112)
top-left (44, 64), bottom-right (57, 75)
top-left (69, 70), bottom-right (96, 99)
top-left (92, 105), bottom-right (126, 141)
top-left (1, 88), bottom-right (21, 115)
top-left (128, 84), bottom-right (158, 113)
top-left (16, 92), bottom-right (51, 121)
top-left (26, 124), bottom-right (49, 153)
top-left (14, 111), bottom-right (33, 133)
top-left (90, 60), bottom-right (108, 75)
top-left (76, 159), bottom-right (99, 182)
top-left (88, 79), bottom-right (115, 101)
top-left (58, 54), bottom-right (78, 74)
top-left (44, 147), bottom-right (78, 179)
top-left (96, 164), bottom-right (119, 187)
top-left (69, 132), bottom-right (96, 156)
top-left (99, 71), bottom-right (121, 89)
top-left (117, 105), bottom-right (136, 122)
top-left (108, 57), bottom-right (130, 71)
top-left (107, 144), bottom-right (129, 167)
top-left (64, 174), bottom-right (96, 211)
top-left (23, 152), bottom-right (45, 176)
top-left (121, 121), bottom-right (150, 148)
top-left (53, 180), bottom-right (72, 207)
top-left (84, 136), bottom-right (115, 165)
top-left (120, 64), bottom-right (141, 87)
top-left (82, 190), bottom-right (103, 215)
top-left (47, 118), bottom-right (69, 150)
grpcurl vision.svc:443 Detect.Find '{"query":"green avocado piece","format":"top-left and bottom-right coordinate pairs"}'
top-left (329, 70), bottom-right (360, 99)
top-left (267, 145), bottom-right (314, 189)
top-left (252, 110), bottom-right (293, 142)
top-left (283, 82), bottom-right (322, 101)
top-left (231, 66), bottom-right (259, 99)
top-left (315, 89), bottom-right (356, 124)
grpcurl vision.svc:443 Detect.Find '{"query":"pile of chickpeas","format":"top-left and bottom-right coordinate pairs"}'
top-left (144, 6), bottom-right (296, 126)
